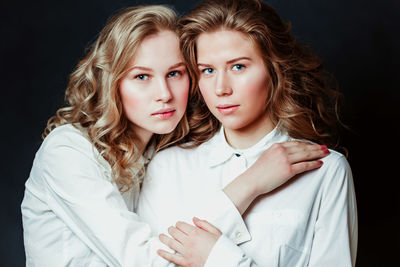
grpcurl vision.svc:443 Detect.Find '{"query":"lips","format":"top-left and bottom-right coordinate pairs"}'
top-left (151, 108), bottom-right (176, 119)
top-left (216, 104), bottom-right (239, 115)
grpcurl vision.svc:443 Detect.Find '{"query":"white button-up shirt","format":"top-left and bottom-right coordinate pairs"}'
top-left (137, 126), bottom-right (358, 267)
top-left (21, 124), bottom-right (250, 266)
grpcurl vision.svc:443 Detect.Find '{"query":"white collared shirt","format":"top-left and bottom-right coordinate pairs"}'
top-left (137, 126), bottom-right (358, 267)
top-left (21, 124), bottom-right (249, 266)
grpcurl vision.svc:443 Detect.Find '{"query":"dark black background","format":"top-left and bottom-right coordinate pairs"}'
top-left (1, 0), bottom-right (399, 266)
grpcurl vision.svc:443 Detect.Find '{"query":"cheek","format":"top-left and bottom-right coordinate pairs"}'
top-left (119, 84), bottom-right (145, 116)
top-left (241, 73), bottom-right (268, 103)
top-left (173, 78), bottom-right (190, 104)
top-left (199, 80), bottom-right (213, 103)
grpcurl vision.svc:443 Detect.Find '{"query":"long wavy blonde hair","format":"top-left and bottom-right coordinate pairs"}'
top-left (43, 5), bottom-right (189, 191)
top-left (179, 0), bottom-right (343, 149)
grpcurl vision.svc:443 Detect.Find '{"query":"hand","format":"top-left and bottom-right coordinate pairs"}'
top-left (250, 141), bottom-right (329, 195)
top-left (158, 217), bottom-right (222, 267)
top-left (224, 141), bottom-right (329, 214)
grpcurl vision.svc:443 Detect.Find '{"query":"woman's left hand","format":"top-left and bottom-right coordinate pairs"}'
top-left (158, 217), bottom-right (222, 267)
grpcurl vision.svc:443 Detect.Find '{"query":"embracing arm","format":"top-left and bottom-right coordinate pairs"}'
top-left (23, 131), bottom-right (174, 267)
top-left (224, 142), bottom-right (328, 214)
top-left (153, 141), bottom-right (329, 266)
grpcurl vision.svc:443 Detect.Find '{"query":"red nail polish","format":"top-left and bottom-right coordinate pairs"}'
top-left (318, 160), bottom-right (323, 165)
top-left (324, 149), bottom-right (330, 154)
top-left (320, 145), bottom-right (327, 149)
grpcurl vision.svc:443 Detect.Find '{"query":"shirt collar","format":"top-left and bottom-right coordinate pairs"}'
top-left (207, 124), bottom-right (283, 167)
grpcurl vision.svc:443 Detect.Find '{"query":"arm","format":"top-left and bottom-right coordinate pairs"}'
top-left (35, 133), bottom-right (173, 267)
top-left (307, 155), bottom-right (358, 267)
top-left (224, 141), bottom-right (328, 214)
top-left (201, 153), bottom-right (357, 267)
top-left (155, 141), bottom-right (329, 266)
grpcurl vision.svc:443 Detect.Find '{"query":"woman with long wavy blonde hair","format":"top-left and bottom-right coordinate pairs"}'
top-left (21, 3), bottom-right (331, 267)
top-left (20, 5), bottom-right (192, 266)
top-left (138, 0), bottom-right (357, 266)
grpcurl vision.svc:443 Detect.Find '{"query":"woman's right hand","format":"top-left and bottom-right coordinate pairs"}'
top-left (224, 141), bottom-right (329, 214)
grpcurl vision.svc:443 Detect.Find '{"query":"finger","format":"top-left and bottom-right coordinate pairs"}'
top-left (287, 148), bottom-right (329, 163)
top-left (175, 221), bottom-right (197, 235)
top-left (168, 226), bottom-right (187, 243)
top-left (279, 141), bottom-right (312, 148)
top-left (280, 141), bottom-right (326, 154)
top-left (159, 233), bottom-right (185, 253)
top-left (157, 249), bottom-right (186, 266)
top-left (193, 217), bottom-right (222, 235)
top-left (284, 143), bottom-right (325, 155)
top-left (291, 160), bottom-right (323, 175)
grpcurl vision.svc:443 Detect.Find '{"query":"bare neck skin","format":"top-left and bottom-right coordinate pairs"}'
top-left (224, 114), bottom-right (275, 149)
top-left (132, 126), bottom-right (153, 155)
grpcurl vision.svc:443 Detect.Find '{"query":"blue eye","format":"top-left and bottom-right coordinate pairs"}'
top-left (135, 74), bottom-right (149, 80)
top-left (202, 68), bottom-right (214, 75)
top-left (167, 71), bottom-right (181, 78)
top-left (232, 64), bottom-right (245, 71)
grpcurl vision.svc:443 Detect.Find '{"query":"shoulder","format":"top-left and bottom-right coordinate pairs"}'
top-left (146, 139), bottom-right (213, 176)
top-left (149, 143), bottom-right (198, 168)
top-left (37, 124), bottom-right (102, 168)
top-left (41, 124), bottom-right (91, 150)
top-left (40, 124), bottom-right (95, 156)
top-left (289, 135), bottom-right (351, 177)
top-left (321, 150), bottom-right (351, 175)
top-left (317, 149), bottom-right (353, 193)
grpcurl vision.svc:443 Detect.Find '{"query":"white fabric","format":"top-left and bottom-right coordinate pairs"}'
top-left (21, 124), bottom-right (249, 266)
top-left (137, 126), bottom-right (358, 267)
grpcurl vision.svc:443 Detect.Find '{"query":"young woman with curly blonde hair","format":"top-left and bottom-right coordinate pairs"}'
top-left (21, 3), bottom-right (329, 266)
top-left (138, 0), bottom-right (357, 266)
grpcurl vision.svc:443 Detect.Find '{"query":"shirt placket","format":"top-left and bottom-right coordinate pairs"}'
top-left (222, 152), bottom-right (248, 188)
top-left (221, 152), bottom-right (249, 243)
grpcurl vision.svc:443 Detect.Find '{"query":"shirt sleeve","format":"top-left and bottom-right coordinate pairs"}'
top-left (137, 150), bottom-right (252, 263)
top-left (206, 154), bottom-right (358, 267)
top-left (205, 235), bottom-right (258, 267)
top-left (307, 155), bottom-right (358, 267)
top-left (37, 133), bottom-right (174, 267)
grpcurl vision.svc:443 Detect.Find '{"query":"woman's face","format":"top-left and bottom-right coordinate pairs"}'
top-left (196, 29), bottom-right (271, 138)
top-left (119, 30), bottom-right (189, 143)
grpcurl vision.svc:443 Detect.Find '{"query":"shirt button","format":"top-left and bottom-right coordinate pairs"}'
top-left (235, 231), bottom-right (242, 239)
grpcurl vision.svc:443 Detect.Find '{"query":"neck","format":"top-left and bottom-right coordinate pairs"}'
top-left (131, 126), bottom-right (153, 154)
top-left (224, 115), bottom-right (275, 149)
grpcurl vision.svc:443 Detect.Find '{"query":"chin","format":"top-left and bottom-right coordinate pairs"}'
top-left (220, 119), bottom-right (247, 132)
top-left (153, 123), bottom-right (179, 135)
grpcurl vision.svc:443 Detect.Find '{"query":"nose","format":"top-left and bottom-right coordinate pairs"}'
top-left (215, 71), bottom-right (232, 96)
top-left (156, 78), bottom-right (172, 102)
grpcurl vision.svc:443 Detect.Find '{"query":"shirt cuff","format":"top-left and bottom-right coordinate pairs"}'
top-left (197, 190), bottom-right (251, 244)
top-left (205, 234), bottom-right (246, 267)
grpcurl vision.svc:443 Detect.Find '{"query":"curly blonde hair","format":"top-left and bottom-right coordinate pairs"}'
top-left (179, 0), bottom-right (343, 149)
top-left (43, 5), bottom-right (188, 191)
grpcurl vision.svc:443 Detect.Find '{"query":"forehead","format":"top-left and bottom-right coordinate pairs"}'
top-left (130, 30), bottom-right (182, 66)
top-left (196, 29), bottom-right (259, 61)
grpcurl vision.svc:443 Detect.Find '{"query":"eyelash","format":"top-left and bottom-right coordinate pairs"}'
top-left (201, 68), bottom-right (214, 75)
top-left (232, 64), bottom-right (245, 71)
top-left (133, 70), bottom-right (183, 81)
top-left (167, 70), bottom-right (182, 78)
top-left (200, 64), bottom-right (246, 75)
top-left (135, 74), bottom-right (149, 80)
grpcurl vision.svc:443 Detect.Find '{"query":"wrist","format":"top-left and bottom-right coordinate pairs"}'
top-left (223, 172), bottom-right (259, 214)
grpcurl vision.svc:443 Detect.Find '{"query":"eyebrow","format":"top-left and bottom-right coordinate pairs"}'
top-left (197, 57), bottom-right (252, 67)
top-left (129, 66), bottom-right (152, 72)
top-left (226, 57), bottom-right (252, 64)
top-left (168, 62), bottom-right (186, 70)
top-left (128, 62), bottom-right (185, 72)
